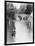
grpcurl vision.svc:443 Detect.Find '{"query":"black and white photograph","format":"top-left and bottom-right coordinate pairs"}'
top-left (5, 1), bottom-right (34, 45)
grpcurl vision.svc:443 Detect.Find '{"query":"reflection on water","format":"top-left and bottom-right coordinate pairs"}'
top-left (6, 3), bottom-right (33, 44)
top-left (15, 20), bottom-right (33, 43)
top-left (7, 16), bottom-right (33, 44)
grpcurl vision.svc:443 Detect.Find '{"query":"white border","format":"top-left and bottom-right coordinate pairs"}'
top-left (0, 0), bottom-right (35, 46)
